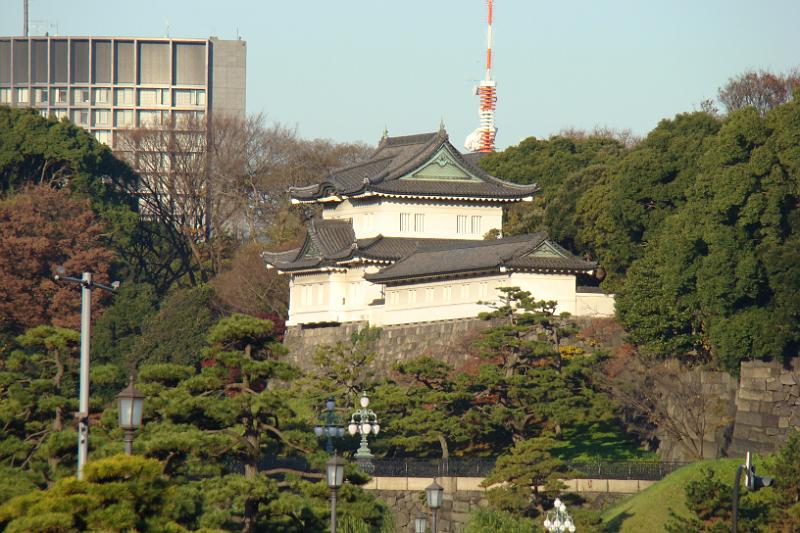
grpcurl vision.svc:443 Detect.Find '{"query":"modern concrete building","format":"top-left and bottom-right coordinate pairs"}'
top-left (0, 36), bottom-right (245, 148)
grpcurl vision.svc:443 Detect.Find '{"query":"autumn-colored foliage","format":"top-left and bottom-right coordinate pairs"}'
top-left (0, 185), bottom-right (115, 334)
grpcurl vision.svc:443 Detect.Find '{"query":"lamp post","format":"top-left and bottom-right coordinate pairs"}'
top-left (733, 451), bottom-right (774, 533)
top-left (347, 392), bottom-right (380, 471)
top-left (414, 513), bottom-right (428, 533)
top-left (53, 268), bottom-right (118, 480)
top-left (543, 498), bottom-right (575, 533)
top-left (314, 397), bottom-right (346, 454)
top-left (326, 452), bottom-right (346, 533)
top-left (117, 376), bottom-right (145, 455)
top-left (425, 479), bottom-right (444, 533)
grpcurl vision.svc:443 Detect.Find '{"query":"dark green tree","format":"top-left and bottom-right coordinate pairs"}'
top-left (576, 112), bottom-right (722, 288)
top-left (132, 284), bottom-right (219, 367)
top-left (0, 454), bottom-right (199, 533)
top-left (617, 99), bottom-right (800, 370)
top-left (481, 437), bottom-right (568, 515)
top-left (464, 287), bottom-right (613, 449)
top-left (0, 326), bottom-right (80, 490)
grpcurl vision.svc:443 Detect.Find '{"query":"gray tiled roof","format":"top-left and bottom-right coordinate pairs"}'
top-left (365, 233), bottom-right (596, 283)
top-left (263, 219), bottom-right (594, 279)
top-left (290, 129), bottom-right (538, 202)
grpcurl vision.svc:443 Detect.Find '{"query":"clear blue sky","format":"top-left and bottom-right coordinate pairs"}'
top-left (2, 0), bottom-right (798, 149)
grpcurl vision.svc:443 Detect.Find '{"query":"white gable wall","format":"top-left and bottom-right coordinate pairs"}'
top-left (323, 199), bottom-right (503, 240)
top-left (287, 266), bottom-right (384, 326)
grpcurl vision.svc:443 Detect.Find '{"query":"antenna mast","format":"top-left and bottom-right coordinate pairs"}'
top-left (23, 0), bottom-right (29, 37)
top-left (465, 1), bottom-right (497, 153)
top-left (477, 0), bottom-right (497, 152)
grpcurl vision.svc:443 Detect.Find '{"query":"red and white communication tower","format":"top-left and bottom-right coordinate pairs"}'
top-left (465, 0), bottom-right (497, 153)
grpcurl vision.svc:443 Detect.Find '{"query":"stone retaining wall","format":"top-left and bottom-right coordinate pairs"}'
top-left (283, 318), bottom-right (494, 370)
top-left (364, 476), bottom-right (653, 532)
top-left (658, 359), bottom-right (800, 460)
top-left (729, 359), bottom-right (800, 455)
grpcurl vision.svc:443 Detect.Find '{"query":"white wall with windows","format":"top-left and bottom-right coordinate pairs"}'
top-left (322, 198), bottom-right (502, 240)
top-left (286, 266), bottom-right (384, 326)
top-left (285, 264), bottom-right (613, 327)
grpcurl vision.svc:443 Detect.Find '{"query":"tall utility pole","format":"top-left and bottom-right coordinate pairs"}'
top-left (77, 272), bottom-right (92, 480)
top-left (54, 270), bottom-right (118, 480)
top-left (23, 0), bottom-right (29, 36)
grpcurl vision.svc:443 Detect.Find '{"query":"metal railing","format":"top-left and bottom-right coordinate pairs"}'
top-left (239, 457), bottom-right (688, 481)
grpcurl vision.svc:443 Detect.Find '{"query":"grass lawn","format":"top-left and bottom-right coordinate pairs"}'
top-left (601, 458), bottom-right (743, 532)
top-left (551, 422), bottom-right (657, 462)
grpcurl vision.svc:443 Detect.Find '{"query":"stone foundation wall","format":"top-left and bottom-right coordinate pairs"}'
top-left (372, 488), bottom-right (486, 533)
top-left (283, 318), bottom-right (496, 370)
top-left (729, 359), bottom-right (800, 455)
top-left (284, 316), bottom-right (607, 371)
top-left (657, 359), bottom-right (800, 460)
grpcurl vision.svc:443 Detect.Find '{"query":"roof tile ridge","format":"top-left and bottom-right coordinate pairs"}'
top-left (375, 135), bottom-right (447, 184)
top-left (383, 131), bottom-right (439, 147)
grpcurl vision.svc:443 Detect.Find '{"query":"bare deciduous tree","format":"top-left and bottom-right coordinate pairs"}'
top-left (607, 359), bottom-right (732, 460)
top-left (718, 68), bottom-right (800, 116)
top-left (116, 113), bottom-right (373, 282)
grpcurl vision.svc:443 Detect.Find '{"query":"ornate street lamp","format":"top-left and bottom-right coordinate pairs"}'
top-left (314, 397), bottom-right (346, 454)
top-left (117, 376), bottom-right (145, 455)
top-left (543, 498), bottom-right (575, 533)
top-left (414, 513), bottom-right (428, 533)
top-left (347, 392), bottom-right (380, 470)
top-left (326, 452), bottom-right (346, 533)
top-left (425, 479), bottom-right (444, 533)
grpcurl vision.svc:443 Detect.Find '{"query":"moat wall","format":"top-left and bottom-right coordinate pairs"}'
top-left (283, 317), bottom-right (499, 370)
top-left (651, 359), bottom-right (800, 461)
top-left (286, 319), bottom-right (800, 460)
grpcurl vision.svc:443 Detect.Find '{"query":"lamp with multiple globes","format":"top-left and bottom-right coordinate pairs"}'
top-left (347, 392), bottom-right (380, 468)
top-left (314, 397), bottom-right (346, 454)
top-left (543, 498), bottom-right (575, 533)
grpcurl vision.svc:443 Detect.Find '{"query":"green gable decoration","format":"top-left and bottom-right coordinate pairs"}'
top-left (400, 148), bottom-right (482, 182)
top-left (526, 242), bottom-right (565, 258)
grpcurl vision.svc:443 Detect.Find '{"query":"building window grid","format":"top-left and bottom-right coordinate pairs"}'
top-left (0, 89), bottom-right (11, 103)
top-left (93, 88), bottom-right (110, 104)
top-left (73, 88), bottom-right (90, 105)
top-left (15, 88), bottom-right (29, 104)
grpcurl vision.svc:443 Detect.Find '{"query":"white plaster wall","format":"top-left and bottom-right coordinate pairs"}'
top-left (288, 267), bottom-right (384, 326)
top-left (508, 272), bottom-right (579, 315)
top-left (322, 199), bottom-right (502, 240)
top-left (288, 269), bottom-right (614, 327)
top-left (576, 292), bottom-right (616, 317)
top-left (380, 275), bottom-right (510, 325)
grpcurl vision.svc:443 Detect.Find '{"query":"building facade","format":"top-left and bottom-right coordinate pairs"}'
top-left (264, 128), bottom-right (615, 327)
top-left (0, 35), bottom-right (245, 148)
